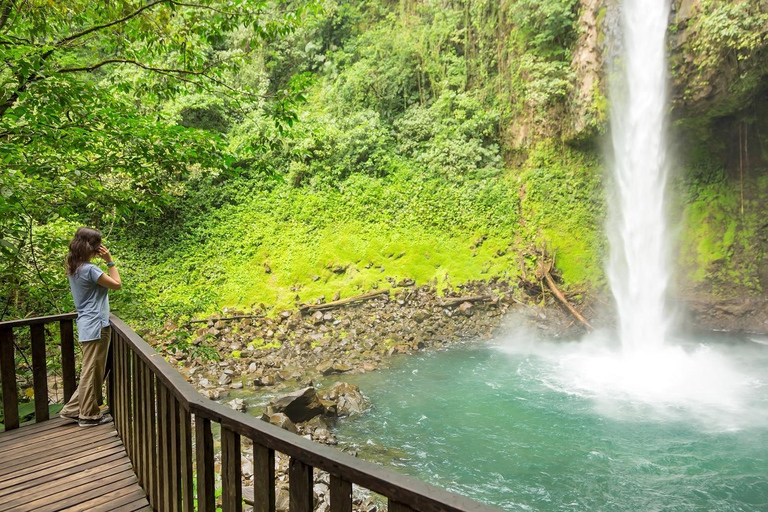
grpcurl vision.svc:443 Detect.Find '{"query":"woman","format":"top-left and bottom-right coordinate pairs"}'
top-left (59, 227), bottom-right (122, 427)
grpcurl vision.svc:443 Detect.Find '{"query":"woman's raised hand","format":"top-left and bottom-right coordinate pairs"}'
top-left (97, 244), bottom-right (113, 263)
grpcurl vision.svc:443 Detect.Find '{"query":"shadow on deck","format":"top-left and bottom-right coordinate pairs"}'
top-left (0, 416), bottom-right (150, 512)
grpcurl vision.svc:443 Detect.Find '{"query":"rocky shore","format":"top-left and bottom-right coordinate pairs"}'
top-left (147, 279), bottom-right (583, 511)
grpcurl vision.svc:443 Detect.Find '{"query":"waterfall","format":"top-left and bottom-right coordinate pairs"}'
top-left (608, 0), bottom-right (672, 351)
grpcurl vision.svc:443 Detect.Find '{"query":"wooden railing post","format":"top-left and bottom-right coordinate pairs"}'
top-left (30, 323), bottom-right (49, 422)
top-left (222, 426), bottom-right (243, 512)
top-left (0, 326), bottom-right (19, 430)
top-left (158, 384), bottom-right (171, 511)
top-left (59, 318), bottom-right (76, 402)
top-left (180, 405), bottom-right (194, 512)
top-left (146, 366), bottom-right (158, 508)
top-left (253, 444), bottom-right (275, 512)
top-left (195, 416), bottom-right (216, 512)
top-left (289, 458), bottom-right (313, 512)
top-left (330, 475), bottom-right (352, 512)
top-left (170, 395), bottom-right (182, 511)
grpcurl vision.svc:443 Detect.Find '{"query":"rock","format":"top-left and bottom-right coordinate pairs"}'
top-left (254, 375), bottom-right (276, 387)
top-left (320, 382), bottom-right (369, 417)
top-left (265, 387), bottom-right (325, 423)
top-left (262, 412), bottom-right (298, 434)
top-left (458, 302), bottom-right (474, 316)
top-left (331, 362), bottom-right (352, 373)
top-left (316, 361), bottom-right (334, 375)
top-left (230, 381), bottom-right (244, 390)
top-left (276, 487), bottom-right (290, 512)
top-left (413, 311), bottom-right (428, 323)
top-left (218, 373), bottom-right (232, 386)
top-left (227, 398), bottom-right (247, 412)
top-left (311, 311), bottom-right (324, 324)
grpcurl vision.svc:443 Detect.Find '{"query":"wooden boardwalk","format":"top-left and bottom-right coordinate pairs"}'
top-left (0, 416), bottom-right (150, 512)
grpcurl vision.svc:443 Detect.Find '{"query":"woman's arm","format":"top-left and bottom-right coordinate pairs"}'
top-left (96, 245), bottom-right (122, 290)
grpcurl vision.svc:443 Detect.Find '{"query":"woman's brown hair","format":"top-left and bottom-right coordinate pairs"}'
top-left (66, 227), bottom-right (102, 276)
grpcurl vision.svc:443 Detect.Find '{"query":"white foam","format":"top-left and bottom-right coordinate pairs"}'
top-left (496, 331), bottom-right (768, 431)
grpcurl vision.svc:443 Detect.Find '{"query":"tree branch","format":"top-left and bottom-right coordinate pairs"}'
top-left (56, 0), bottom-right (171, 47)
top-left (0, 0), bottom-right (18, 32)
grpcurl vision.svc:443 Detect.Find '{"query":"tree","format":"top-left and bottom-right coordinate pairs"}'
top-left (0, 0), bottom-right (318, 318)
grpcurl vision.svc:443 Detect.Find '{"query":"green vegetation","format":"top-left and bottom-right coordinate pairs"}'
top-left (2, 0), bottom-right (767, 328)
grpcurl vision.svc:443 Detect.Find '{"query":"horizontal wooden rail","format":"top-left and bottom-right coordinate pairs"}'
top-left (3, 313), bottom-right (503, 512)
top-left (0, 313), bottom-right (78, 430)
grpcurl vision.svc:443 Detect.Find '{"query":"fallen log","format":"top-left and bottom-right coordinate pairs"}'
top-left (188, 314), bottom-right (260, 325)
top-left (543, 270), bottom-right (593, 331)
top-left (300, 289), bottom-right (390, 313)
top-left (441, 295), bottom-right (493, 308)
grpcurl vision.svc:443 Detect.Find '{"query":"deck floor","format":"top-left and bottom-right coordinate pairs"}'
top-left (0, 416), bottom-right (150, 512)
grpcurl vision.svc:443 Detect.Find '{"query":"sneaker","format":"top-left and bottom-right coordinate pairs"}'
top-left (78, 413), bottom-right (113, 427)
top-left (60, 412), bottom-right (80, 423)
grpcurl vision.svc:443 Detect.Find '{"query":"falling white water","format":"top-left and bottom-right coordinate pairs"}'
top-left (608, 0), bottom-right (672, 351)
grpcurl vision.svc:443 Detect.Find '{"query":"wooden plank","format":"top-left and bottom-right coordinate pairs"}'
top-left (0, 444), bottom-right (127, 492)
top-left (0, 327), bottom-right (19, 430)
top-left (289, 458), bottom-right (313, 512)
top-left (222, 426), bottom-right (243, 512)
top-left (330, 475), bottom-right (352, 512)
top-left (179, 405), bottom-right (195, 512)
top-left (59, 484), bottom-right (147, 512)
top-left (0, 450), bottom-right (128, 497)
top-left (18, 473), bottom-right (141, 512)
top-left (253, 444), bottom-right (275, 512)
top-left (0, 437), bottom-right (122, 479)
top-left (0, 463), bottom-right (134, 509)
top-left (30, 323), bottom-right (49, 422)
top-left (170, 394), bottom-right (182, 512)
top-left (135, 358), bottom-right (146, 489)
top-left (157, 383), bottom-right (170, 511)
top-left (0, 313), bottom-right (77, 329)
top-left (129, 348), bottom-right (138, 469)
top-left (0, 426), bottom-right (117, 464)
top-left (0, 423), bottom-right (114, 461)
top-left (60, 318), bottom-right (76, 402)
top-left (87, 493), bottom-right (152, 512)
top-left (146, 369), bottom-right (158, 510)
top-left (0, 416), bottom-right (77, 445)
top-left (139, 362), bottom-right (155, 496)
top-left (106, 336), bottom-right (115, 423)
top-left (195, 416), bottom-right (216, 512)
top-left (388, 501), bottom-right (416, 512)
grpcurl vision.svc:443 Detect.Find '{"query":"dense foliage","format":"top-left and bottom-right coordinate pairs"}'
top-left (2, 0), bottom-right (767, 326)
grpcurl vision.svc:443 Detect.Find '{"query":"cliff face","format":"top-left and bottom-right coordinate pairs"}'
top-left (563, 0), bottom-right (768, 331)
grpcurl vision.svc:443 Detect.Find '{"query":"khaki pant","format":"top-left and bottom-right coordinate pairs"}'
top-left (61, 326), bottom-right (111, 420)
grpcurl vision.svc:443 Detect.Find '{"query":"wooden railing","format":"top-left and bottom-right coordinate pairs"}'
top-left (1, 314), bottom-right (502, 512)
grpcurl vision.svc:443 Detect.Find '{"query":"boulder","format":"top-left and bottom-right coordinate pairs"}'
top-left (265, 387), bottom-right (325, 423)
top-left (227, 398), bottom-right (247, 412)
top-left (261, 412), bottom-right (298, 434)
top-left (458, 301), bottom-right (474, 316)
top-left (254, 375), bottom-right (276, 387)
top-left (319, 382), bottom-right (369, 417)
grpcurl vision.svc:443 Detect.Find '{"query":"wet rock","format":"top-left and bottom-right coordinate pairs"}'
top-left (265, 387), bottom-right (325, 423)
top-left (320, 382), bottom-right (369, 417)
top-left (261, 412), bottom-right (298, 434)
top-left (254, 375), bottom-right (276, 387)
top-left (227, 398), bottom-right (247, 412)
